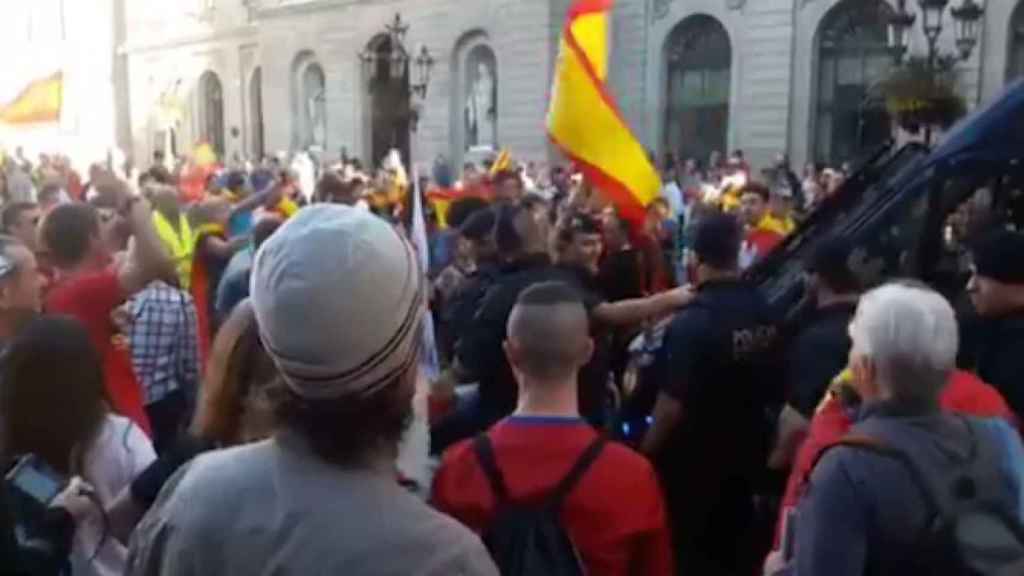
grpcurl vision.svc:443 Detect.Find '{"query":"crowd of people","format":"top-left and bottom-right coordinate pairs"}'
top-left (0, 137), bottom-right (1022, 576)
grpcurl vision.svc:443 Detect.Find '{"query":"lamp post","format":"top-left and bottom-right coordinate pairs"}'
top-left (887, 0), bottom-right (984, 145)
top-left (357, 13), bottom-right (435, 170)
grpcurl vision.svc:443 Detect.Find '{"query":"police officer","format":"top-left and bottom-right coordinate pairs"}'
top-left (642, 212), bottom-right (783, 576)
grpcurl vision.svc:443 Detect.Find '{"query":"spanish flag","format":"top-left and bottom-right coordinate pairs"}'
top-left (546, 0), bottom-right (660, 224)
top-left (0, 71), bottom-right (62, 125)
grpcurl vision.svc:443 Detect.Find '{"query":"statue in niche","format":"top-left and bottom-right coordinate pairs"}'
top-left (465, 55), bottom-right (496, 151)
top-left (304, 66), bottom-right (326, 149)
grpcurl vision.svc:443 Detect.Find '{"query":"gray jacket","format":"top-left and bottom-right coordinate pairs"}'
top-left (127, 433), bottom-right (499, 576)
top-left (794, 401), bottom-right (1024, 576)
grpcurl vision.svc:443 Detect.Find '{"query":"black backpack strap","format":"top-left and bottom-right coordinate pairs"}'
top-left (545, 437), bottom-right (608, 510)
top-left (473, 435), bottom-right (510, 504)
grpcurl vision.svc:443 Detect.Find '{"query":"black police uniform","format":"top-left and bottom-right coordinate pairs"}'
top-left (655, 279), bottom-right (783, 576)
top-left (969, 311), bottom-right (1024, 419)
top-left (785, 302), bottom-right (856, 418)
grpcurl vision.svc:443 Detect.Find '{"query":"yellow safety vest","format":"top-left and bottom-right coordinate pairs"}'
top-left (153, 211), bottom-right (195, 289)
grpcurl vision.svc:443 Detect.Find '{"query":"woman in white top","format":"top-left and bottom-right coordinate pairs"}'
top-left (0, 316), bottom-right (156, 576)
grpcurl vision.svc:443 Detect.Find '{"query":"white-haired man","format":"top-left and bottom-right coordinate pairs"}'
top-left (790, 282), bottom-right (1024, 576)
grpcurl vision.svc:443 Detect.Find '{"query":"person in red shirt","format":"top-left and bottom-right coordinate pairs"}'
top-left (767, 367), bottom-right (1015, 561)
top-left (433, 281), bottom-right (673, 576)
top-left (40, 173), bottom-right (174, 437)
top-left (738, 182), bottom-right (783, 268)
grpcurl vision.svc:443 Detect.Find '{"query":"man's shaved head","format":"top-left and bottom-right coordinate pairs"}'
top-left (505, 281), bottom-right (592, 382)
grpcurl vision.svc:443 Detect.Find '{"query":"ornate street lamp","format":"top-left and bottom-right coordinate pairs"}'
top-left (918, 0), bottom-right (951, 51)
top-left (358, 14), bottom-right (414, 86)
top-left (386, 12), bottom-right (408, 47)
top-left (888, 0), bottom-right (916, 64)
top-left (887, 0), bottom-right (985, 65)
top-left (885, 0), bottom-right (985, 145)
top-left (389, 44), bottom-right (409, 81)
top-left (951, 0), bottom-right (985, 61)
top-left (358, 13), bottom-right (435, 140)
top-left (412, 44), bottom-right (436, 99)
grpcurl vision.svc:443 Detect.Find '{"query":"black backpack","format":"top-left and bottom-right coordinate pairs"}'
top-left (472, 435), bottom-right (606, 576)
top-left (815, 424), bottom-right (1024, 576)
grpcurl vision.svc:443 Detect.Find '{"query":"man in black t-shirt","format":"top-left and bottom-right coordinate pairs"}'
top-left (642, 212), bottom-right (782, 576)
top-left (964, 230), bottom-right (1024, 419)
top-left (770, 237), bottom-right (860, 469)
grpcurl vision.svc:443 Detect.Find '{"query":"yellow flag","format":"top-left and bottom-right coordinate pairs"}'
top-left (0, 71), bottom-right (62, 125)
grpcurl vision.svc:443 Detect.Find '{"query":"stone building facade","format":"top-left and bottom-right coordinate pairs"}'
top-left (120, 0), bottom-right (1024, 175)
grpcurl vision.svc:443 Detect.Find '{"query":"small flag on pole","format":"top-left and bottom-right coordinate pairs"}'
top-left (489, 148), bottom-right (512, 176)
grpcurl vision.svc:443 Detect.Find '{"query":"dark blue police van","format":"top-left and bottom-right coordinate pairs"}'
top-left (616, 79), bottom-right (1024, 444)
top-left (748, 78), bottom-right (1024, 310)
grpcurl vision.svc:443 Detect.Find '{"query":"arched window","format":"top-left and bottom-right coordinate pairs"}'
top-left (1009, 1), bottom-right (1024, 82)
top-left (815, 0), bottom-right (892, 166)
top-left (664, 15), bottom-right (731, 166)
top-left (250, 67), bottom-right (265, 159)
top-left (292, 53), bottom-right (327, 151)
top-left (199, 71), bottom-right (225, 156)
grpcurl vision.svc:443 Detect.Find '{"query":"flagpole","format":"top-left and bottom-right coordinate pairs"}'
top-left (394, 126), bottom-right (438, 496)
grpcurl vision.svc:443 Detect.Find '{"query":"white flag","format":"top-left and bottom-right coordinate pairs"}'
top-left (396, 161), bottom-right (440, 493)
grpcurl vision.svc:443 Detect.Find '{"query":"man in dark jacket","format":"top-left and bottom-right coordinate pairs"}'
top-left (964, 230), bottom-right (1024, 419)
top-left (792, 282), bottom-right (1024, 576)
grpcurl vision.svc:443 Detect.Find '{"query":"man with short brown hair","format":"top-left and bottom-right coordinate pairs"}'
top-left (434, 281), bottom-right (673, 575)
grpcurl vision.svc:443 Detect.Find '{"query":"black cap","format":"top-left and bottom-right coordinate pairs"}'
top-left (972, 230), bottom-right (1024, 284)
top-left (806, 236), bottom-right (859, 293)
top-left (691, 212), bottom-right (741, 269)
top-left (459, 208), bottom-right (497, 243)
top-left (447, 197), bottom-right (490, 230)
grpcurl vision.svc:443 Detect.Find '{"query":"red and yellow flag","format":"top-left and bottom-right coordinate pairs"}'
top-left (546, 0), bottom-right (660, 224)
top-left (0, 71), bottom-right (62, 125)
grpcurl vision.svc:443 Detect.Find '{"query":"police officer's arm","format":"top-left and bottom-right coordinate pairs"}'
top-left (768, 405), bottom-right (810, 470)
top-left (770, 331), bottom-right (842, 470)
top-left (593, 285), bottom-right (695, 327)
top-left (642, 393), bottom-right (683, 456)
top-left (641, 309), bottom-right (704, 457)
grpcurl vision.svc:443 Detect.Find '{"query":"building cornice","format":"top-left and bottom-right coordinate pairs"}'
top-left (119, 24), bottom-right (259, 56)
top-left (252, 0), bottom-right (363, 19)
top-left (652, 0), bottom-right (747, 22)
